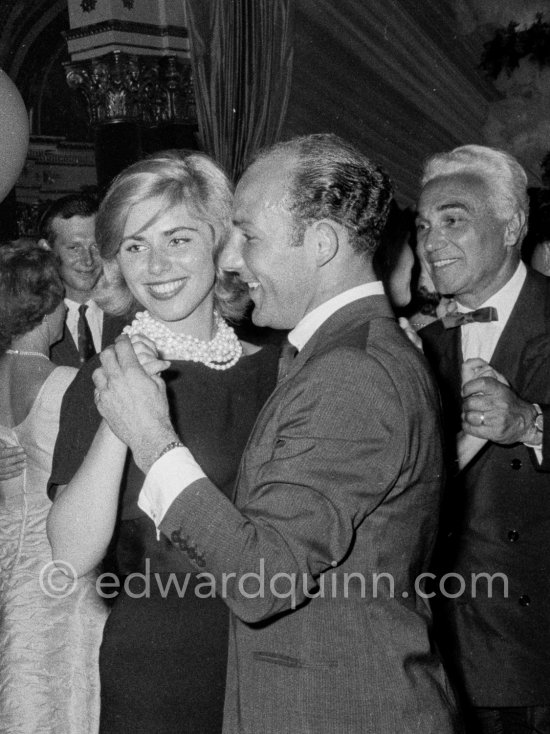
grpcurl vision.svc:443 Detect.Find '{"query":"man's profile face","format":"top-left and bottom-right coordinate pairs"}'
top-left (416, 172), bottom-right (514, 308)
top-left (50, 214), bottom-right (101, 302)
top-left (222, 152), bottom-right (318, 330)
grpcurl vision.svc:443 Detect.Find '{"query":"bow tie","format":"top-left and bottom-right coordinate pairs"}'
top-left (441, 306), bottom-right (499, 330)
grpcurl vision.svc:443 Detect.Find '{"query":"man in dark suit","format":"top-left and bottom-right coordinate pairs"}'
top-left (92, 134), bottom-right (460, 733)
top-left (38, 194), bottom-right (126, 367)
top-left (417, 145), bottom-right (550, 734)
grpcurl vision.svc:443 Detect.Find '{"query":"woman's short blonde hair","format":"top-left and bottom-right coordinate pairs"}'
top-left (94, 150), bottom-right (249, 322)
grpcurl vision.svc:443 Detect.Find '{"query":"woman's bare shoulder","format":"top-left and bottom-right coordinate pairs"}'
top-left (0, 359), bottom-right (57, 427)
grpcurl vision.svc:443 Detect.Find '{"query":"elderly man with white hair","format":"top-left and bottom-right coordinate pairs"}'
top-left (417, 145), bottom-right (550, 734)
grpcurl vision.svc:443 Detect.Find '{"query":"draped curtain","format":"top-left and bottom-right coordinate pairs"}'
top-left (185, 0), bottom-right (294, 182)
top-left (282, 0), bottom-right (500, 204)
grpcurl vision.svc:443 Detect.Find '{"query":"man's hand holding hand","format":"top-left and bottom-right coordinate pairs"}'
top-left (92, 336), bottom-right (179, 473)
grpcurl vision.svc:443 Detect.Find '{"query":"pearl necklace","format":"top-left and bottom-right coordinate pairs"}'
top-left (5, 349), bottom-right (49, 360)
top-left (123, 311), bottom-right (242, 370)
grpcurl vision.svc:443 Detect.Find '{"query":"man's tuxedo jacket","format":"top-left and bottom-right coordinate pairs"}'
top-left (50, 310), bottom-right (127, 367)
top-left (160, 295), bottom-right (459, 734)
top-left (420, 268), bottom-right (550, 707)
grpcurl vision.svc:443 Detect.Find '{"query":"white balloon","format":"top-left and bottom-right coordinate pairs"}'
top-left (0, 70), bottom-right (29, 203)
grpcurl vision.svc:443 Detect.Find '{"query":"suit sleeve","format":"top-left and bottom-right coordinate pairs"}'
top-left (158, 347), bottom-right (428, 623)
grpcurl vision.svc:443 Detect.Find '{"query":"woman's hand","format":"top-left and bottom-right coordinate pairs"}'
top-left (129, 334), bottom-right (171, 376)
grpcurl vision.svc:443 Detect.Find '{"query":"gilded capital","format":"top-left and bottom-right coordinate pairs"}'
top-left (64, 51), bottom-right (195, 127)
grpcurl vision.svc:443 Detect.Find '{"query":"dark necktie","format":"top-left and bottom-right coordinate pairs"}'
top-left (78, 304), bottom-right (96, 364)
top-left (277, 338), bottom-right (298, 382)
top-left (442, 306), bottom-right (498, 330)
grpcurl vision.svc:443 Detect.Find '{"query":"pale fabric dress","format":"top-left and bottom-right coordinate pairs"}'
top-left (0, 366), bottom-right (108, 734)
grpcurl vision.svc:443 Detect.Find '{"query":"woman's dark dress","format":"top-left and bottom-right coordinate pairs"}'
top-left (49, 348), bottom-right (278, 734)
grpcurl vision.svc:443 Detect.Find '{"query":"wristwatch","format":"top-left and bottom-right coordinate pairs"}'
top-left (532, 403), bottom-right (544, 433)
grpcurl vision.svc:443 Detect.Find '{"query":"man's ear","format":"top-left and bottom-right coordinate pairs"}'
top-left (503, 211), bottom-right (526, 249)
top-left (38, 237), bottom-right (51, 251)
top-left (305, 220), bottom-right (340, 267)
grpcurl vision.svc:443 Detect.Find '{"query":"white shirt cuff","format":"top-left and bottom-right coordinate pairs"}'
top-left (137, 446), bottom-right (206, 528)
top-left (524, 404), bottom-right (543, 464)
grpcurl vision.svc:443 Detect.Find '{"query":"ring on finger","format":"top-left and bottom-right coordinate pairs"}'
top-left (480, 412), bottom-right (485, 426)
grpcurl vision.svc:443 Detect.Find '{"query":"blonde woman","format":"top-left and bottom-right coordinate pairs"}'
top-left (47, 152), bottom-right (278, 733)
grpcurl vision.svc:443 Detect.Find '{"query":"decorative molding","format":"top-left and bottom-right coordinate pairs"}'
top-left (64, 51), bottom-right (196, 126)
top-left (65, 20), bottom-right (188, 41)
top-left (81, 0), bottom-right (134, 13)
top-left (27, 150), bottom-right (95, 167)
top-left (15, 136), bottom-right (97, 236)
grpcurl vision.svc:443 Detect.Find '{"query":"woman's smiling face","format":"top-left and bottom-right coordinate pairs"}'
top-left (117, 196), bottom-right (217, 336)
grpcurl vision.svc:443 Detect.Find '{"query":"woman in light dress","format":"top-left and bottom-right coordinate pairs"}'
top-left (0, 240), bottom-right (108, 734)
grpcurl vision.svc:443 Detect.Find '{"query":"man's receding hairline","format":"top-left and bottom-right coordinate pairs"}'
top-left (244, 149), bottom-right (300, 180)
top-left (239, 153), bottom-right (298, 210)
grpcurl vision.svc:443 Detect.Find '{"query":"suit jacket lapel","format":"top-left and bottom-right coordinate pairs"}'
top-left (242, 295), bottom-right (394, 450)
top-left (490, 270), bottom-right (547, 388)
top-left (232, 294), bottom-right (396, 502)
top-left (439, 325), bottom-right (462, 397)
top-left (65, 323), bottom-right (78, 353)
top-left (50, 322), bottom-right (80, 367)
top-left (284, 294), bottom-right (395, 383)
top-left (420, 319), bottom-right (463, 422)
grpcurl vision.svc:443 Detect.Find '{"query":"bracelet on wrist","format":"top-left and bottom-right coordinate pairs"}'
top-left (153, 440), bottom-right (185, 465)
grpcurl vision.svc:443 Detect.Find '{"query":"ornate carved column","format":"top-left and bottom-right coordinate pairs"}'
top-left (63, 0), bottom-right (197, 187)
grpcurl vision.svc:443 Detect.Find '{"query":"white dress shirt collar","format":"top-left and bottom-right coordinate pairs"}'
top-left (65, 296), bottom-right (102, 315)
top-left (288, 281), bottom-right (385, 352)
